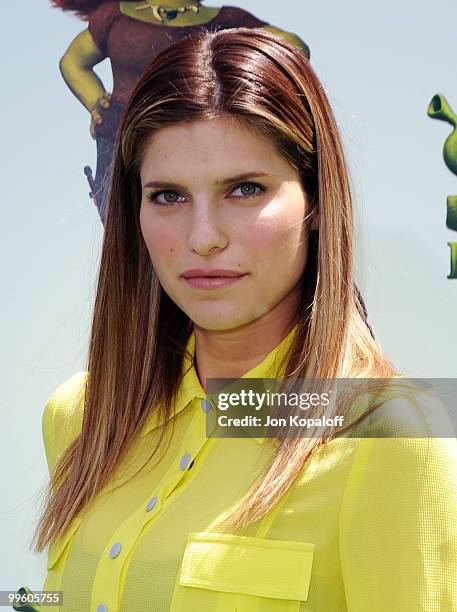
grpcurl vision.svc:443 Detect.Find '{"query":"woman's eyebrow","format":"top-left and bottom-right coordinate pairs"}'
top-left (142, 172), bottom-right (270, 190)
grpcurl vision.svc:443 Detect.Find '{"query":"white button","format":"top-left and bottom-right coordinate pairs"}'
top-left (180, 452), bottom-right (191, 470)
top-left (97, 605), bottom-right (108, 612)
top-left (109, 542), bottom-right (122, 558)
top-left (201, 399), bottom-right (211, 413)
top-left (146, 496), bottom-right (158, 512)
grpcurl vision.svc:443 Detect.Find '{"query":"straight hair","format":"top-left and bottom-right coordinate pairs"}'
top-left (32, 27), bottom-right (411, 552)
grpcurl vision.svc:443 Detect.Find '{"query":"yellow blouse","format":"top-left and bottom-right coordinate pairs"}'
top-left (21, 326), bottom-right (457, 611)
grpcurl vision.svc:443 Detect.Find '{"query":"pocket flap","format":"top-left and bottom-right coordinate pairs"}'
top-left (179, 532), bottom-right (314, 602)
top-left (47, 516), bottom-right (82, 570)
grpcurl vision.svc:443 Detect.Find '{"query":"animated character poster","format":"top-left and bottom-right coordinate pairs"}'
top-left (52, 0), bottom-right (309, 225)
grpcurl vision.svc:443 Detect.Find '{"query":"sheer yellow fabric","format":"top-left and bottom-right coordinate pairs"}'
top-left (36, 326), bottom-right (457, 611)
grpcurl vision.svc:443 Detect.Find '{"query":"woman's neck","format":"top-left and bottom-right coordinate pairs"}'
top-left (192, 286), bottom-right (302, 390)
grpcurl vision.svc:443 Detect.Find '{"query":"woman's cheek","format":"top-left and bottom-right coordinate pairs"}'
top-left (247, 218), bottom-right (297, 271)
top-left (145, 225), bottom-right (178, 264)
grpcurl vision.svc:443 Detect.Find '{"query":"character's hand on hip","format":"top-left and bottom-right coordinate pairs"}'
top-left (90, 92), bottom-right (112, 139)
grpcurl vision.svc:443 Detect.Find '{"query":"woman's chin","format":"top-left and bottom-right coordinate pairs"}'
top-left (187, 308), bottom-right (253, 332)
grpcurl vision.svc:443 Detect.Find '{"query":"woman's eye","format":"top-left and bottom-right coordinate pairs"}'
top-left (146, 190), bottom-right (185, 206)
top-left (231, 182), bottom-right (265, 199)
top-left (146, 181), bottom-right (265, 207)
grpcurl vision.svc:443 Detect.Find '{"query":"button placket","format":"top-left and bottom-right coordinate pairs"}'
top-left (200, 398), bottom-right (212, 413)
top-left (201, 395), bottom-right (220, 441)
top-left (109, 542), bottom-right (122, 559)
top-left (90, 397), bottom-right (211, 612)
top-left (145, 496), bottom-right (158, 512)
top-left (180, 452), bottom-right (191, 470)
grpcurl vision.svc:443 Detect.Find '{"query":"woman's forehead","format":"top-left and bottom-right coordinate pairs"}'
top-left (139, 117), bottom-right (294, 184)
top-left (142, 116), bottom-right (268, 153)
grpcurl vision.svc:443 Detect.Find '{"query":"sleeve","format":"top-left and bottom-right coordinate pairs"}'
top-left (339, 417), bottom-right (457, 611)
top-left (41, 371), bottom-right (88, 478)
top-left (87, 2), bottom-right (117, 56)
top-left (42, 393), bottom-right (58, 477)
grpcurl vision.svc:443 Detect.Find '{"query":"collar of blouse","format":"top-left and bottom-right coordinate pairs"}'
top-left (139, 323), bottom-right (300, 442)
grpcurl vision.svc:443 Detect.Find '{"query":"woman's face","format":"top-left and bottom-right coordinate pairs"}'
top-left (139, 116), bottom-right (317, 331)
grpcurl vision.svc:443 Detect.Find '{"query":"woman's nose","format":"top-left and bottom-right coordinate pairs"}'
top-left (186, 203), bottom-right (228, 254)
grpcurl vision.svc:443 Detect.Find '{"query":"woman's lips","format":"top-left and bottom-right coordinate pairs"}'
top-left (182, 275), bottom-right (247, 290)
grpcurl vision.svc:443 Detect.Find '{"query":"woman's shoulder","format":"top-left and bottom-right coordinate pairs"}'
top-left (339, 383), bottom-right (457, 490)
top-left (338, 379), bottom-right (455, 439)
top-left (42, 371), bottom-right (88, 475)
top-left (366, 383), bottom-right (454, 440)
top-left (309, 382), bottom-right (457, 485)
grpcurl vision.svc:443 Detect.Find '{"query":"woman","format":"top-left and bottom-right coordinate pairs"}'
top-left (16, 27), bottom-right (456, 611)
top-left (52, 0), bottom-right (309, 225)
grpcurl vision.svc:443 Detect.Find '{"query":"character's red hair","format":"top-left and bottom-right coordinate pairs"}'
top-left (50, 0), bottom-right (135, 20)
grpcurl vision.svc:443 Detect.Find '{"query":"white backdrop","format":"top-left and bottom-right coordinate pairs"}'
top-left (2, 0), bottom-right (456, 592)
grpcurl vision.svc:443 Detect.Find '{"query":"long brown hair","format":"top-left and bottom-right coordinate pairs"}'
top-left (33, 27), bottom-right (407, 552)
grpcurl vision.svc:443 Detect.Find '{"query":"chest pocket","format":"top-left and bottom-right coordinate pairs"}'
top-left (170, 531), bottom-right (314, 612)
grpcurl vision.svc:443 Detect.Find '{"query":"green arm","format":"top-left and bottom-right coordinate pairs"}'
top-left (261, 25), bottom-right (310, 59)
top-left (59, 28), bottom-right (109, 113)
